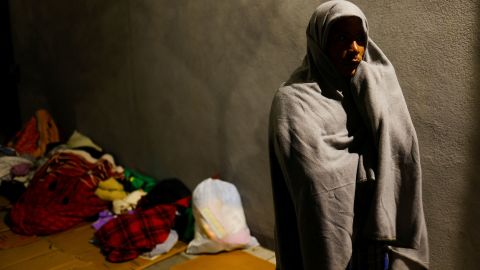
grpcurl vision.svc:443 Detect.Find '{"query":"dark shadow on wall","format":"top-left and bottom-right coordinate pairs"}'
top-left (11, 1), bottom-right (79, 139)
top-left (0, 0), bottom-right (21, 143)
top-left (458, 1), bottom-right (480, 268)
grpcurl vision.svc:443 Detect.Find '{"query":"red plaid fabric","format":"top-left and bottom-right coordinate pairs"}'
top-left (94, 203), bottom-right (177, 262)
top-left (10, 152), bottom-right (121, 235)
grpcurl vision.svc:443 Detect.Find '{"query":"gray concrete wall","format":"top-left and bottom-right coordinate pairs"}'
top-left (9, 0), bottom-right (479, 268)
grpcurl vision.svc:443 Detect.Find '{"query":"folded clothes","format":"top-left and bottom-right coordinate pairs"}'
top-left (95, 189), bottom-right (127, 201)
top-left (112, 190), bottom-right (146, 214)
top-left (98, 177), bottom-right (124, 190)
top-left (94, 177), bottom-right (127, 201)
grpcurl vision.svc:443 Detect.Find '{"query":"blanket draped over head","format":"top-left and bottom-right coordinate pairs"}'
top-left (269, 1), bottom-right (429, 269)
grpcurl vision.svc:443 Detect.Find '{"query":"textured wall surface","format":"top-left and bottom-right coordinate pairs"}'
top-left (9, 0), bottom-right (479, 268)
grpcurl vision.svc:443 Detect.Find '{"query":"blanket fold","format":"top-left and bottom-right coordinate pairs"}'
top-left (351, 41), bottom-right (429, 267)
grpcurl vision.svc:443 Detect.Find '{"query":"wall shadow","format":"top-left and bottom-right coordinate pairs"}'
top-left (458, 1), bottom-right (480, 268)
top-left (1, 0), bottom-right (21, 144)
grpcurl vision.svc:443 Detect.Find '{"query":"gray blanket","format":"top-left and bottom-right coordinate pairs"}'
top-left (269, 1), bottom-right (428, 269)
top-left (353, 41), bottom-right (429, 268)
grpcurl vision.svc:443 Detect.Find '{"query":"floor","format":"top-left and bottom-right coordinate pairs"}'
top-left (145, 246), bottom-right (276, 270)
top-left (0, 195), bottom-right (276, 270)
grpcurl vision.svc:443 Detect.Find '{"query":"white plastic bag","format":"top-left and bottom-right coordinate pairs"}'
top-left (186, 178), bottom-right (259, 254)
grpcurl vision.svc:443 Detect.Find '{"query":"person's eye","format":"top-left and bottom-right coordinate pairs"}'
top-left (357, 35), bottom-right (366, 44)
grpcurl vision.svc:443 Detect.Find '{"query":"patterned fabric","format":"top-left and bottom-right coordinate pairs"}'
top-left (94, 203), bottom-right (177, 262)
top-left (9, 152), bottom-right (121, 235)
top-left (8, 109), bottom-right (59, 158)
top-left (136, 178), bottom-right (193, 241)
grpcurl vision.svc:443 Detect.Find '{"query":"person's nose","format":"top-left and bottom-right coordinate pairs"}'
top-left (349, 40), bottom-right (360, 53)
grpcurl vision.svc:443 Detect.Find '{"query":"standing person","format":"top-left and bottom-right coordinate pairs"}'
top-left (268, 1), bottom-right (429, 269)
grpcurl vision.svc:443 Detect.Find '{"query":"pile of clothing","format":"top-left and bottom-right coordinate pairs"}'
top-left (2, 109), bottom-right (194, 262)
top-left (10, 150), bottom-right (122, 235)
top-left (92, 178), bottom-right (192, 262)
top-left (2, 109), bottom-right (262, 263)
top-left (0, 109), bottom-right (59, 202)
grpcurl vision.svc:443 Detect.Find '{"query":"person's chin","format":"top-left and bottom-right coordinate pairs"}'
top-left (342, 63), bottom-right (360, 78)
top-left (341, 68), bottom-right (357, 78)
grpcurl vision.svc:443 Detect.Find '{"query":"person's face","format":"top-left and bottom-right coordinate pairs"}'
top-left (326, 16), bottom-right (366, 78)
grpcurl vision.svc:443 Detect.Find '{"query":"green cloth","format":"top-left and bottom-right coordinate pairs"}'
top-left (123, 168), bottom-right (157, 192)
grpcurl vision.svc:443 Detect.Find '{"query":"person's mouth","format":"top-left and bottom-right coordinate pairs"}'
top-left (348, 58), bottom-right (361, 64)
top-left (344, 60), bottom-right (360, 69)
